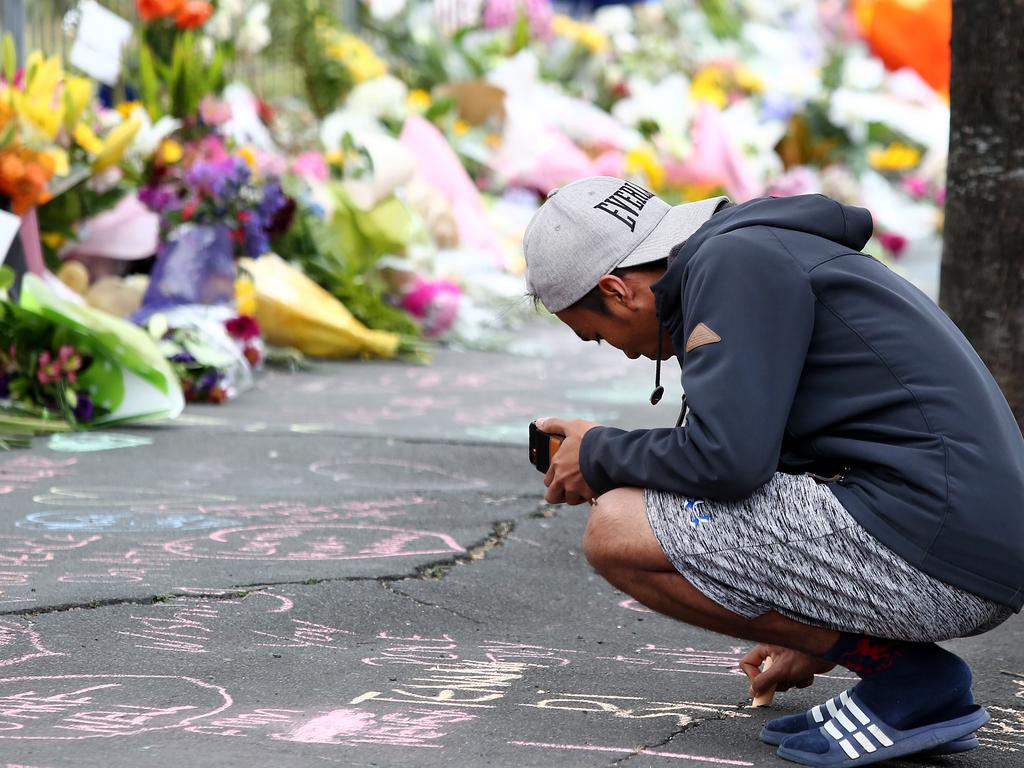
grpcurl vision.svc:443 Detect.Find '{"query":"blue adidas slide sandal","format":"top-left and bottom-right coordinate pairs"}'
top-left (760, 688), bottom-right (980, 755)
top-left (776, 688), bottom-right (989, 766)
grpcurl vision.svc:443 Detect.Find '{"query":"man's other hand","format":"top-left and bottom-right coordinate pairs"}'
top-left (740, 644), bottom-right (836, 699)
top-left (536, 417), bottom-right (600, 506)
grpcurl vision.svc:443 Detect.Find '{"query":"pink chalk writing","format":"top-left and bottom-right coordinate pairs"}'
top-left (0, 620), bottom-right (62, 669)
top-left (0, 675), bottom-right (232, 739)
top-left (509, 741), bottom-right (755, 766)
top-left (0, 457), bottom-right (76, 496)
top-left (619, 598), bottom-right (654, 614)
top-left (277, 707), bottom-right (476, 748)
top-left (254, 619), bottom-right (353, 650)
top-left (117, 602), bottom-right (221, 654)
top-left (163, 524), bottom-right (465, 561)
top-left (184, 708), bottom-right (303, 737)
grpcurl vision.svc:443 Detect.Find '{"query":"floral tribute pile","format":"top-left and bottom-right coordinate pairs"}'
top-left (0, 0), bottom-right (953, 441)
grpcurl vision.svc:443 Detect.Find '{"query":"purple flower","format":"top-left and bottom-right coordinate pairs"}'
top-left (170, 351), bottom-right (196, 363)
top-left (199, 371), bottom-right (219, 392)
top-left (73, 393), bottom-right (95, 422)
top-left (139, 184), bottom-right (178, 214)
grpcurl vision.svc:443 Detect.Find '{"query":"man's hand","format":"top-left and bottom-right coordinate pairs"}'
top-left (740, 644), bottom-right (836, 700)
top-left (536, 417), bottom-right (600, 506)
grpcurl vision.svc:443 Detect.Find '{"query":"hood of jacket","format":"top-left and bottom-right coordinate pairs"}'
top-left (651, 194), bottom-right (873, 332)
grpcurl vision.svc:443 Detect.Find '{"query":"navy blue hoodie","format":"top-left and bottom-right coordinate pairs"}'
top-left (579, 194), bottom-right (1024, 610)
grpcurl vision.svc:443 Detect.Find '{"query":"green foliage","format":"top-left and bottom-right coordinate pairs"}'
top-left (137, 32), bottom-right (227, 121)
top-left (701, 0), bottom-right (743, 40)
top-left (2, 34), bottom-right (16, 83)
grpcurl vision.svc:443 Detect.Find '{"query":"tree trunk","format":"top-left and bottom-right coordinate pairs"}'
top-left (940, 0), bottom-right (1024, 429)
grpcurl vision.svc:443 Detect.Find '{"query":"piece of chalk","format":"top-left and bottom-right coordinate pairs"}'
top-left (751, 656), bottom-right (776, 707)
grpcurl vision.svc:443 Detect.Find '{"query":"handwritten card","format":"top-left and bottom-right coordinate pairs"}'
top-left (69, 1), bottom-right (133, 86)
top-left (0, 209), bottom-right (21, 266)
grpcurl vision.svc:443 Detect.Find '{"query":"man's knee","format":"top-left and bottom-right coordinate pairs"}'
top-left (582, 487), bottom-right (644, 575)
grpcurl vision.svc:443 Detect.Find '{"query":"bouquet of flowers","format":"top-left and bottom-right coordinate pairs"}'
top-left (0, 268), bottom-right (183, 446)
top-left (140, 135), bottom-right (291, 259)
top-left (146, 308), bottom-right (263, 404)
top-left (1, 38), bottom-right (140, 217)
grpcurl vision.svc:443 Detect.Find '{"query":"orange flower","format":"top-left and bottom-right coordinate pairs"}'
top-left (0, 147), bottom-right (55, 214)
top-left (175, 0), bottom-right (212, 29)
top-left (136, 0), bottom-right (185, 21)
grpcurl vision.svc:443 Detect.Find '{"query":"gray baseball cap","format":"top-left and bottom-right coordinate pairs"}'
top-left (523, 176), bottom-right (729, 313)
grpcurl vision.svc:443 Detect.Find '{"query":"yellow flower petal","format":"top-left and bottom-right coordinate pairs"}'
top-left (46, 148), bottom-right (69, 176)
top-left (157, 139), bottom-right (183, 165)
top-left (64, 77), bottom-right (93, 128)
top-left (237, 145), bottom-right (258, 172)
top-left (407, 89), bottom-right (432, 111)
top-left (92, 117), bottom-right (141, 173)
top-left (73, 123), bottom-right (105, 154)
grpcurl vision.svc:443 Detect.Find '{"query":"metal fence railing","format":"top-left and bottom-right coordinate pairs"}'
top-left (0, 0), bottom-right (303, 100)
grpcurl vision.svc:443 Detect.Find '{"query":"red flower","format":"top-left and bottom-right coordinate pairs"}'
top-left (175, 0), bottom-right (212, 28)
top-left (208, 386), bottom-right (226, 404)
top-left (256, 99), bottom-right (275, 125)
top-left (182, 200), bottom-right (198, 221)
top-left (137, 0), bottom-right (184, 21)
top-left (226, 315), bottom-right (261, 341)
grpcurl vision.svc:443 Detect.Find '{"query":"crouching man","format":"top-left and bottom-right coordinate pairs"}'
top-left (524, 176), bottom-right (1023, 767)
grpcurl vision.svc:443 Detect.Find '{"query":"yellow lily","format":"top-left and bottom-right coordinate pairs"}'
top-left (73, 123), bottom-right (105, 154)
top-left (64, 76), bottom-right (93, 130)
top-left (92, 117), bottom-right (141, 173)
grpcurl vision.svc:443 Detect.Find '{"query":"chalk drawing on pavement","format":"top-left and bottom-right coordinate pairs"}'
top-left (17, 510), bottom-right (242, 534)
top-left (163, 524), bottom-right (465, 561)
top-left (310, 460), bottom-right (487, 491)
top-left (0, 457), bottom-right (77, 496)
top-left (47, 433), bottom-right (153, 453)
top-left (0, 675), bottom-right (233, 739)
top-left (619, 598), bottom-right (654, 614)
top-left (31, 487), bottom-right (235, 508)
top-left (275, 707), bottom-right (477, 748)
top-left (980, 705), bottom-right (1024, 753)
top-left (0, 619), bottom-right (62, 668)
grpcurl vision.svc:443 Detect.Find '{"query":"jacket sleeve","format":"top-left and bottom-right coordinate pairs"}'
top-left (579, 229), bottom-right (815, 500)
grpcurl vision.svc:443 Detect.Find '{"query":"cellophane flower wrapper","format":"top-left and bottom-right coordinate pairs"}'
top-left (18, 274), bottom-right (184, 426)
top-left (134, 223), bottom-right (237, 323)
top-left (150, 304), bottom-right (256, 404)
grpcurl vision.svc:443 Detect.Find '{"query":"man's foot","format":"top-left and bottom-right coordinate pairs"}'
top-left (775, 687), bottom-right (988, 766)
top-left (760, 688), bottom-right (980, 755)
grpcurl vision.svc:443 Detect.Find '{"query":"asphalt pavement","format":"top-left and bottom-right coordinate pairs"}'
top-left (0, 319), bottom-right (1020, 768)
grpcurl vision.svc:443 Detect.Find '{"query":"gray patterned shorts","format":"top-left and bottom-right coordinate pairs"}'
top-left (644, 472), bottom-right (1014, 642)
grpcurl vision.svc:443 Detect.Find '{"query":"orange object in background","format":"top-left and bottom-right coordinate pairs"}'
top-left (852, 0), bottom-right (952, 94)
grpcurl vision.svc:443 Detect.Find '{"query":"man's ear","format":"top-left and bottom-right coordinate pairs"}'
top-left (596, 274), bottom-right (631, 308)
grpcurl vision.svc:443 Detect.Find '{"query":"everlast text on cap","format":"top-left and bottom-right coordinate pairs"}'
top-left (593, 181), bottom-right (656, 232)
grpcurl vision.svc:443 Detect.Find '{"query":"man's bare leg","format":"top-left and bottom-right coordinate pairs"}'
top-left (582, 487), bottom-right (840, 672)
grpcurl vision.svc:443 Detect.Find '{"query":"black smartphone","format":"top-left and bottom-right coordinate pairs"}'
top-left (529, 422), bottom-right (563, 474)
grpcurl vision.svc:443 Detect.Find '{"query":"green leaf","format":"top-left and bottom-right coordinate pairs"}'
top-left (2, 34), bottom-right (16, 84)
top-left (138, 43), bottom-right (162, 120)
top-left (0, 266), bottom-right (14, 292)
